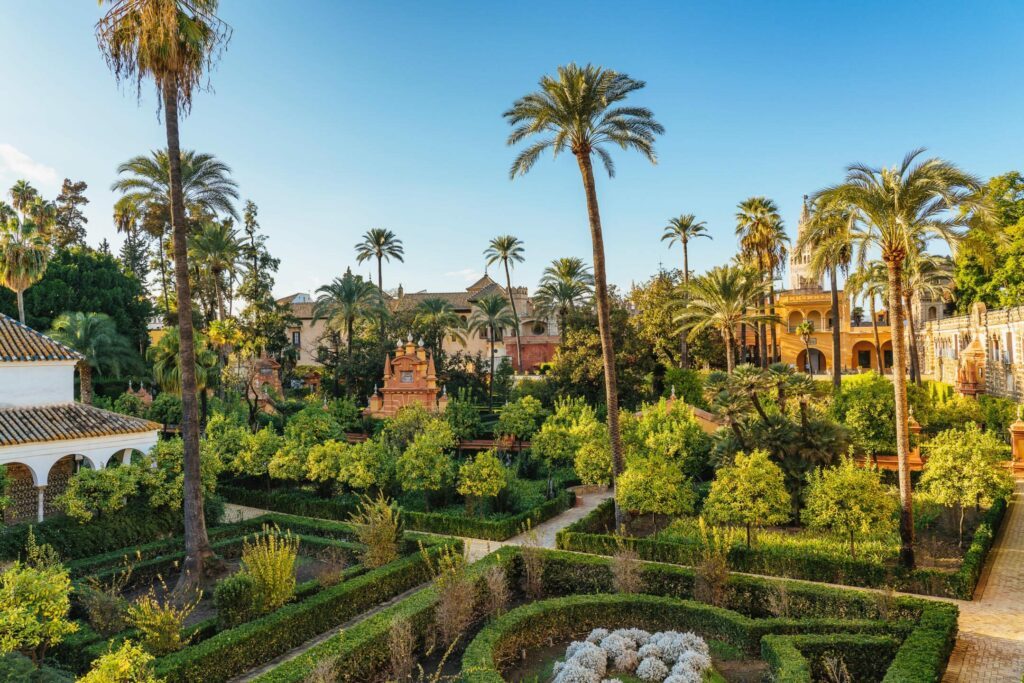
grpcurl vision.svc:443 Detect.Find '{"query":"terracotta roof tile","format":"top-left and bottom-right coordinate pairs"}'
top-left (0, 314), bottom-right (82, 362)
top-left (0, 403), bottom-right (159, 447)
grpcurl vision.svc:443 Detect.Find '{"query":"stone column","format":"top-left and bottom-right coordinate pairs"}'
top-left (36, 486), bottom-right (46, 523)
top-left (1009, 413), bottom-right (1024, 462)
top-left (908, 412), bottom-right (923, 465)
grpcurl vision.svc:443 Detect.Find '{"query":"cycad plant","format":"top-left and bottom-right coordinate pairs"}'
top-left (815, 149), bottom-right (985, 568)
top-left (48, 312), bottom-right (134, 405)
top-left (505, 63), bottom-right (663, 526)
top-left (662, 214), bottom-right (710, 367)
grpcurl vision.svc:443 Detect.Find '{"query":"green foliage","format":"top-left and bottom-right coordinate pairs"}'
top-left (616, 456), bottom-right (696, 517)
top-left (112, 392), bottom-right (147, 417)
top-left (326, 397), bottom-right (362, 432)
top-left (349, 494), bottom-right (403, 568)
top-left (920, 423), bottom-right (1014, 544)
top-left (57, 466), bottom-right (139, 523)
top-left (380, 404), bottom-right (432, 454)
top-left (0, 465), bottom-right (11, 515)
top-left (443, 388), bottom-right (483, 441)
top-left (704, 450), bottom-right (791, 546)
top-left (494, 396), bottom-right (547, 442)
top-left (830, 373), bottom-right (895, 455)
top-left (213, 573), bottom-right (259, 630)
top-left (662, 367), bottom-right (706, 408)
top-left (234, 427), bottom-right (282, 479)
top-left (241, 526), bottom-right (300, 613)
top-left (0, 247), bottom-right (152, 352)
top-left (802, 457), bottom-right (898, 557)
top-left (146, 393), bottom-right (182, 426)
top-left (457, 450), bottom-right (508, 513)
top-left (622, 398), bottom-right (711, 479)
top-left (78, 640), bottom-right (161, 683)
top-left (127, 588), bottom-right (198, 656)
top-left (395, 419), bottom-right (455, 497)
top-left (0, 560), bottom-right (77, 659)
top-left (139, 437), bottom-right (221, 512)
top-left (0, 653), bottom-right (73, 682)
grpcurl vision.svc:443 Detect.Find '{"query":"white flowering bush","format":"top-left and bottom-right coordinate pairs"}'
top-left (552, 628), bottom-right (712, 683)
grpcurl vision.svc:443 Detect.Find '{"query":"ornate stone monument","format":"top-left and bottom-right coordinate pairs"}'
top-left (365, 338), bottom-right (447, 419)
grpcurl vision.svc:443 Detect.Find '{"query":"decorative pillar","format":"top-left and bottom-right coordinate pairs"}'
top-left (908, 412), bottom-right (923, 464)
top-left (1010, 408), bottom-right (1024, 462)
top-left (36, 486), bottom-right (46, 523)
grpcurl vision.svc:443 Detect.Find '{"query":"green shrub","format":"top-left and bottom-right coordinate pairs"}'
top-left (349, 494), bottom-right (402, 568)
top-left (213, 573), bottom-right (259, 630)
top-left (241, 526), bottom-right (299, 613)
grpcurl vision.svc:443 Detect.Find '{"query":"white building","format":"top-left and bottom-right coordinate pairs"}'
top-left (0, 313), bottom-right (159, 523)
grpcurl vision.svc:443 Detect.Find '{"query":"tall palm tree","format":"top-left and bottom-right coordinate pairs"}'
top-left (795, 320), bottom-right (815, 374)
top-left (847, 261), bottom-right (889, 373)
top-left (147, 326), bottom-right (218, 423)
top-left (675, 265), bottom-right (775, 374)
top-left (662, 214), bottom-right (710, 367)
top-left (413, 297), bottom-right (467, 360)
top-left (9, 181), bottom-right (39, 214)
top-left (190, 220), bottom-right (244, 321)
top-left (815, 149), bottom-right (984, 569)
top-left (535, 258), bottom-right (593, 333)
top-left (354, 228), bottom-right (404, 293)
top-left (797, 196), bottom-right (854, 389)
top-left (313, 268), bottom-right (384, 394)
top-left (468, 294), bottom-right (516, 407)
top-left (97, 0), bottom-right (232, 590)
top-left (484, 235), bottom-right (526, 371)
top-left (112, 150), bottom-right (239, 319)
top-left (48, 312), bottom-right (134, 405)
top-left (736, 197), bottom-right (788, 367)
top-left (0, 217), bottom-right (49, 324)
top-left (505, 63), bottom-right (663, 526)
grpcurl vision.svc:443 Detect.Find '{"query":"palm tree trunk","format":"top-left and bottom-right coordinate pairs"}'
top-left (377, 255), bottom-right (383, 293)
top-left (576, 152), bottom-right (625, 528)
top-left (681, 243), bottom-right (689, 368)
top-left (503, 261), bottom-right (523, 372)
top-left (487, 334), bottom-right (495, 407)
top-left (347, 318), bottom-right (355, 395)
top-left (870, 298), bottom-right (884, 372)
top-left (768, 283), bottom-right (778, 364)
top-left (214, 272), bottom-right (226, 322)
top-left (723, 330), bottom-right (735, 373)
top-left (739, 323), bottom-right (747, 365)
top-left (829, 266), bottom-right (841, 389)
top-left (758, 294), bottom-right (768, 368)
top-left (16, 289), bottom-right (25, 325)
top-left (904, 291), bottom-right (922, 386)
top-left (79, 362), bottom-right (93, 405)
top-left (885, 258), bottom-right (916, 569)
top-left (158, 232), bottom-right (171, 320)
top-left (163, 79), bottom-right (213, 594)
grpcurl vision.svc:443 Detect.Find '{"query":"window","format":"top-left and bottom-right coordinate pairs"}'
top-left (291, 331), bottom-right (301, 347)
top-left (400, 371), bottom-right (414, 383)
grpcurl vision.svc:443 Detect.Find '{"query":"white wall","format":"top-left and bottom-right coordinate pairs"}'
top-left (0, 430), bottom-right (159, 485)
top-left (0, 361), bottom-right (77, 407)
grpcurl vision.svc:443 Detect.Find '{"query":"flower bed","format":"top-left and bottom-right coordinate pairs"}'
top-left (220, 484), bottom-right (576, 541)
top-left (247, 546), bottom-right (957, 682)
top-left (555, 498), bottom-right (1007, 599)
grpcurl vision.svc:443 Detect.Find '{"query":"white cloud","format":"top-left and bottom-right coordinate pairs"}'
top-left (444, 268), bottom-right (483, 282)
top-left (0, 144), bottom-right (59, 188)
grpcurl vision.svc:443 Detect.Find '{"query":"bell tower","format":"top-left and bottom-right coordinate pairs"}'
top-left (789, 195), bottom-right (822, 291)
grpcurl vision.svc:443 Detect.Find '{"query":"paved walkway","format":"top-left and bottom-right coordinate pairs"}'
top-left (943, 482), bottom-right (1024, 682)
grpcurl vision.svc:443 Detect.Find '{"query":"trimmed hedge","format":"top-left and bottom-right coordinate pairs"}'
top-left (153, 536), bottom-right (461, 683)
top-left (761, 633), bottom-right (899, 682)
top-left (248, 546), bottom-right (958, 683)
top-left (556, 498), bottom-right (1008, 599)
top-left (221, 485), bottom-right (577, 541)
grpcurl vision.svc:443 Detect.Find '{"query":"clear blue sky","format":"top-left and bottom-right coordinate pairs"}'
top-left (2, 1), bottom-right (1022, 298)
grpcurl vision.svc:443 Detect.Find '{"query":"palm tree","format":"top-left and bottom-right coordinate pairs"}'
top-left (484, 235), bottom-right (526, 371)
top-left (797, 196), bottom-right (854, 389)
top-left (190, 220), bottom-right (244, 321)
top-left (795, 320), bottom-right (815, 374)
top-left (0, 217), bottom-right (49, 324)
top-left (97, 0), bottom-right (233, 591)
top-left (535, 258), bottom-right (593, 334)
top-left (505, 63), bottom-right (663, 526)
top-left (413, 297), bottom-right (467, 360)
top-left (675, 265), bottom-right (775, 374)
top-left (9, 180), bottom-right (39, 214)
top-left (468, 294), bottom-right (516, 408)
top-left (815, 149), bottom-right (984, 569)
top-left (736, 197), bottom-right (788, 367)
top-left (112, 150), bottom-right (239, 319)
top-left (847, 261), bottom-right (888, 372)
top-left (147, 326), bottom-right (219, 422)
top-left (355, 228), bottom-right (404, 293)
top-left (313, 268), bottom-right (384, 394)
top-left (48, 312), bottom-right (133, 405)
top-left (662, 214), bottom-right (710, 367)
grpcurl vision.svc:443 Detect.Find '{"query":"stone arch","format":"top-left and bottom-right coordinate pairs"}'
top-left (928, 306), bottom-right (938, 322)
top-left (796, 348), bottom-right (828, 374)
top-left (44, 455), bottom-right (84, 519)
top-left (851, 340), bottom-right (876, 371)
top-left (880, 340), bottom-right (894, 371)
top-left (787, 311), bottom-right (803, 332)
top-left (806, 311), bottom-right (823, 331)
top-left (2, 463), bottom-right (38, 524)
